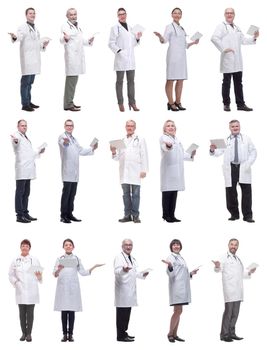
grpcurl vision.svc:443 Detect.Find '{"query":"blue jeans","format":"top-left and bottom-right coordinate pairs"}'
top-left (121, 184), bottom-right (140, 217)
top-left (20, 74), bottom-right (35, 107)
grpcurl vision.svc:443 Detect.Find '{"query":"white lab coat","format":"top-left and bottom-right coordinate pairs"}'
top-left (160, 134), bottom-right (192, 192)
top-left (53, 254), bottom-right (90, 311)
top-left (9, 255), bottom-right (41, 305)
top-left (113, 134), bottom-right (148, 185)
top-left (163, 22), bottom-right (188, 80)
top-left (215, 252), bottom-right (250, 302)
top-left (108, 23), bottom-right (138, 71)
top-left (58, 132), bottom-right (94, 182)
top-left (114, 252), bottom-right (145, 307)
top-left (12, 131), bottom-right (39, 180)
top-left (60, 21), bottom-right (92, 76)
top-left (211, 134), bottom-right (257, 187)
top-left (14, 23), bottom-right (45, 75)
top-left (211, 22), bottom-right (255, 73)
top-left (166, 253), bottom-right (191, 305)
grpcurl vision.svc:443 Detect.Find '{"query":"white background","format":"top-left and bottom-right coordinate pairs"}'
top-left (1, 0), bottom-right (266, 349)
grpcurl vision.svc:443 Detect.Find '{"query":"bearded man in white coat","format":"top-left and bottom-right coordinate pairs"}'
top-left (110, 120), bottom-right (148, 223)
top-left (114, 239), bottom-right (149, 342)
top-left (108, 8), bottom-right (142, 112)
top-left (211, 8), bottom-right (259, 112)
top-left (58, 119), bottom-right (98, 223)
top-left (61, 8), bottom-right (94, 111)
top-left (213, 238), bottom-right (256, 342)
top-left (9, 239), bottom-right (42, 342)
top-left (9, 8), bottom-right (49, 111)
top-left (210, 120), bottom-right (257, 222)
top-left (11, 119), bottom-right (45, 223)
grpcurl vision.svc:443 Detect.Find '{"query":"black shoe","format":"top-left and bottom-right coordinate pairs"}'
top-left (243, 217), bottom-right (255, 223)
top-left (228, 216), bottom-right (239, 221)
top-left (175, 102), bottom-right (186, 110)
top-left (172, 217), bottom-right (181, 222)
top-left (60, 217), bottom-right (71, 223)
top-left (221, 337), bottom-right (233, 342)
top-left (24, 214), bottom-right (37, 221)
top-left (224, 105), bottom-right (231, 112)
top-left (26, 335), bottom-right (32, 342)
top-left (61, 334), bottom-right (68, 342)
top-left (118, 215), bottom-right (132, 223)
top-left (20, 334), bottom-right (26, 341)
top-left (167, 103), bottom-right (179, 111)
top-left (30, 102), bottom-right (39, 109)
top-left (22, 106), bottom-right (34, 112)
top-left (174, 335), bottom-right (185, 342)
top-left (64, 106), bottom-right (80, 111)
top-left (237, 104), bottom-right (253, 111)
top-left (163, 216), bottom-right (174, 223)
top-left (167, 335), bottom-right (175, 343)
top-left (68, 335), bottom-right (74, 342)
top-left (68, 215), bottom-right (82, 222)
top-left (133, 216), bottom-right (141, 223)
top-left (17, 216), bottom-right (31, 223)
top-left (73, 103), bottom-right (81, 108)
top-left (231, 335), bottom-right (244, 340)
top-left (126, 334), bottom-right (135, 339)
top-left (117, 337), bottom-right (134, 342)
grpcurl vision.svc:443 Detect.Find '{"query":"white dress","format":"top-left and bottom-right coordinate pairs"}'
top-left (163, 22), bottom-right (188, 80)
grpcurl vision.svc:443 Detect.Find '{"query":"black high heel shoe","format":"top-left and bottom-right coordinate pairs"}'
top-left (129, 104), bottom-right (140, 111)
top-left (167, 103), bottom-right (179, 111)
top-left (175, 102), bottom-right (186, 110)
top-left (162, 216), bottom-right (174, 223)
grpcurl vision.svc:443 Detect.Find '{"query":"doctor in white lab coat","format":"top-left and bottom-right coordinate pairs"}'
top-left (160, 120), bottom-right (195, 222)
top-left (108, 8), bottom-right (142, 111)
top-left (54, 238), bottom-right (103, 342)
top-left (9, 7), bottom-right (49, 111)
top-left (61, 8), bottom-right (94, 111)
top-left (114, 239), bottom-right (149, 342)
top-left (12, 119), bottom-right (45, 223)
top-left (58, 119), bottom-right (97, 223)
top-left (9, 239), bottom-right (42, 342)
top-left (211, 8), bottom-right (259, 111)
top-left (110, 120), bottom-right (148, 223)
top-left (154, 8), bottom-right (199, 111)
top-left (162, 239), bottom-right (198, 343)
top-left (210, 119), bottom-right (257, 222)
top-left (213, 238), bottom-right (256, 342)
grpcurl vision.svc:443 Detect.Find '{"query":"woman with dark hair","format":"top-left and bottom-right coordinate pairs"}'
top-left (160, 120), bottom-right (196, 222)
top-left (9, 239), bottom-right (42, 342)
top-left (53, 238), bottom-right (104, 342)
top-left (162, 239), bottom-right (198, 342)
top-left (154, 8), bottom-right (199, 111)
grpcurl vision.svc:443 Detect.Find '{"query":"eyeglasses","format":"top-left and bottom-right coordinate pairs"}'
top-left (118, 12), bottom-right (126, 16)
top-left (65, 124), bottom-right (74, 127)
top-left (225, 12), bottom-right (234, 14)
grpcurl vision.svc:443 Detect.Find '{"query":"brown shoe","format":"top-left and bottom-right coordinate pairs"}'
top-left (118, 104), bottom-right (125, 112)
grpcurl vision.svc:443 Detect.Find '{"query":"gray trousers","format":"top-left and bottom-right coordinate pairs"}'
top-left (19, 304), bottom-right (35, 336)
top-left (116, 70), bottom-right (135, 105)
top-left (64, 76), bottom-right (79, 109)
top-left (220, 301), bottom-right (241, 338)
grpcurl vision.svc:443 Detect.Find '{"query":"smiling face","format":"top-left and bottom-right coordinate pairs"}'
top-left (228, 239), bottom-right (239, 255)
top-left (224, 8), bottom-right (235, 24)
top-left (125, 120), bottom-right (136, 137)
top-left (172, 8), bottom-right (182, 23)
top-left (20, 243), bottom-right (31, 257)
top-left (229, 121), bottom-right (240, 135)
top-left (122, 239), bottom-right (133, 255)
top-left (117, 9), bottom-right (127, 23)
top-left (26, 9), bottom-right (36, 23)
top-left (63, 240), bottom-right (74, 254)
top-left (64, 120), bottom-right (74, 134)
top-left (67, 8), bottom-right (77, 24)
top-left (164, 120), bottom-right (176, 136)
top-left (17, 120), bottom-right (27, 134)
top-left (171, 242), bottom-right (181, 254)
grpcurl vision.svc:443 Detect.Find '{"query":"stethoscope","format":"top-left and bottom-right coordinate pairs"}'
top-left (171, 253), bottom-right (186, 265)
top-left (60, 254), bottom-right (80, 268)
top-left (223, 22), bottom-right (241, 33)
top-left (226, 252), bottom-right (242, 265)
top-left (121, 252), bottom-right (135, 267)
top-left (64, 132), bottom-right (76, 145)
top-left (227, 133), bottom-right (244, 145)
top-left (172, 22), bottom-right (186, 36)
top-left (67, 21), bottom-right (82, 32)
top-left (27, 24), bottom-right (39, 40)
top-left (16, 257), bottom-right (32, 266)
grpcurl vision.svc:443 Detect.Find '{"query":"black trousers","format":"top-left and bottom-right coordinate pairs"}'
top-left (60, 182), bottom-right (78, 218)
top-left (220, 301), bottom-right (241, 338)
top-left (222, 71), bottom-right (245, 107)
top-left (162, 191), bottom-right (178, 219)
top-left (116, 307), bottom-right (132, 340)
top-left (226, 164), bottom-right (252, 219)
top-left (61, 311), bottom-right (75, 335)
top-left (18, 304), bottom-right (35, 336)
top-left (15, 179), bottom-right (31, 216)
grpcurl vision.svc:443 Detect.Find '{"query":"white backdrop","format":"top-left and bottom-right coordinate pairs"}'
top-left (1, 0), bottom-right (266, 349)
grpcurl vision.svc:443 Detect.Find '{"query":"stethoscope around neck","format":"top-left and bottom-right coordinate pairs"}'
top-left (16, 257), bottom-right (32, 266)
